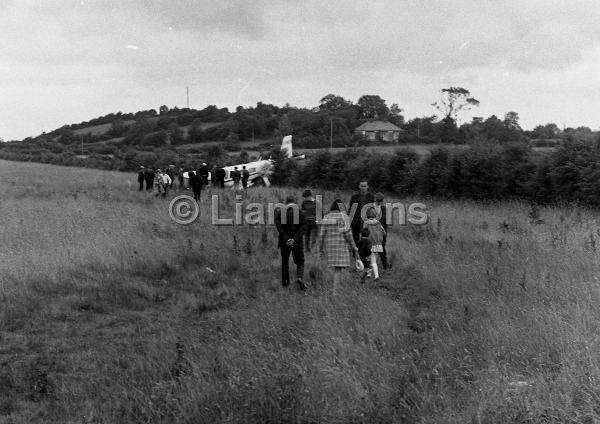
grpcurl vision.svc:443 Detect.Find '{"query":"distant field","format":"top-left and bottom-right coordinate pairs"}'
top-left (297, 143), bottom-right (467, 157)
top-left (2, 159), bottom-right (600, 422)
top-left (234, 143), bottom-right (557, 159)
top-left (70, 121), bottom-right (223, 145)
top-left (72, 120), bottom-right (136, 137)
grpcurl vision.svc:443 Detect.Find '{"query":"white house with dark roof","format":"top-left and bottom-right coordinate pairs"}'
top-left (354, 120), bottom-right (403, 142)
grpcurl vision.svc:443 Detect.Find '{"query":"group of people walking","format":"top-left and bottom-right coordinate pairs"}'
top-left (275, 180), bottom-right (390, 292)
top-left (137, 166), bottom-right (389, 290)
top-left (137, 163), bottom-right (252, 199)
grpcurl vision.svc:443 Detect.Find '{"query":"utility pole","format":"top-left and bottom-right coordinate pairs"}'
top-left (81, 134), bottom-right (84, 156)
top-left (186, 87), bottom-right (189, 109)
top-left (417, 121), bottom-right (420, 140)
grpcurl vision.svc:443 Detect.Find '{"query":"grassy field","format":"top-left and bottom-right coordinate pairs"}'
top-left (2, 159), bottom-right (600, 423)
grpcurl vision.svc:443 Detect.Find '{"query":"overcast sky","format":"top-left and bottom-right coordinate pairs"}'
top-left (2, 0), bottom-right (600, 140)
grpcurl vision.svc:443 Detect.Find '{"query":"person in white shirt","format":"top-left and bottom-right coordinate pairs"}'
top-left (161, 171), bottom-right (172, 197)
top-left (155, 169), bottom-right (172, 198)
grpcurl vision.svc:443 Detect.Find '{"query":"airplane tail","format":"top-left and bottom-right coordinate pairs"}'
top-left (281, 135), bottom-right (293, 158)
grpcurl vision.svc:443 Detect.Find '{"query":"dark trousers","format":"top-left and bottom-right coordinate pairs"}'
top-left (351, 222), bottom-right (362, 255)
top-left (352, 222), bottom-right (361, 245)
top-left (280, 244), bottom-right (304, 286)
top-left (138, 180), bottom-right (144, 191)
top-left (155, 184), bottom-right (167, 198)
top-left (242, 178), bottom-right (248, 189)
top-left (381, 236), bottom-right (388, 269)
top-left (305, 221), bottom-right (318, 251)
top-left (219, 179), bottom-right (224, 188)
top-left (146, 180), bottom-right (153, 190)
top-left (359, 255), bottom-right (372, 270)
top-left (192, 186), bottom-right (201, 201)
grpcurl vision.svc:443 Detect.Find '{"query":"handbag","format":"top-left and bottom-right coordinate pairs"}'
top-left (355, 258), bottom-right (364, 272)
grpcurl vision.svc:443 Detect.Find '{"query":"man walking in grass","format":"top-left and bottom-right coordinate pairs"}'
top-left (198, 163), bottom-right (209, 186)
top-left (189, 170), bottom-right (203, 202)
top-left (154, 169), bottom-right (171, 198)
top-left (241, 166), bottom-right (250, 189)
top-left (274, 195), bottom-right (307, 290)
top-left (231, 167), bottom-right (242, 190)
top-left (215, 166), bottom-right (226, 188)
top-left (300, 189), bottom-right (320, 252)
top-left (349, 180), bottom-right (375, 246)
top-left (145, 168), bottom-right (155, 191)
top-left (178, 167), bottom-right (184, 190)
top-left (137, 166), bottom-right (145, 191)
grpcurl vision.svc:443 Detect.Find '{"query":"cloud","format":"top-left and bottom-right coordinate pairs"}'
top-left (2, 0), bottom-right (600, 139)
top-left (122, 0), bottom-right (269, 39)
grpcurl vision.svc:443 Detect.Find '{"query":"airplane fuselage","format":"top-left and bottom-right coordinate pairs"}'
top-left (222, 159), bottom-right (274, 187)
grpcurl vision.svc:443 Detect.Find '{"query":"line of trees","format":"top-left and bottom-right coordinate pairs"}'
top-left (9, 87), bottom-right (596, 152)
top-left (270, 138), bottom-right (600, 207)
top-left (4, 130), bottom-right (600, 207)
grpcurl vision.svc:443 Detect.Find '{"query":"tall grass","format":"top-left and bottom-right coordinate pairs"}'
top-left (2, 159), bottom-right (600, 423)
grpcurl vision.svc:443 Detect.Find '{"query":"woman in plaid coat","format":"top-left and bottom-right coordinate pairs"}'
top-left (318, 198), bottom-right (358, 291)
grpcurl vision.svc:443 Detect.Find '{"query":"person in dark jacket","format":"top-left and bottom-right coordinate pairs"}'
top-left (198, 163), bottom-right (209, 186)
top-left (215, 167), bottom-right (226, 188)
top-left (178, 167), bottom-right (184, 190)
top-left (348, 180), bottom-right (375, 245)
top-left (373, 192), bottom-right (389, 269)
top-left (137, 167), bottom-right (145, 191)
top-left (274, 195), bottom-right (307, 290)
top-left (189, 170), bottom-right (203, 202)
top-left (241, 166), bottom-right (250, 189)
top-left (145, 168), bottom-right (155, 191)
top-left (300, 189), bottom-right (319, 252)
top-left (231, 167), bottom-right (242, 190)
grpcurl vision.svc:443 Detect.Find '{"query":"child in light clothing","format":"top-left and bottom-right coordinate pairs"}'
top-left (363, 208), bottom-right (386, 280)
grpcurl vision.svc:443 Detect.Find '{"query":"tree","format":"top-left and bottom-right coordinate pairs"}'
top-left (357, 95), bottom-right (389, 120)
top-left (277, 114), bottom-right (292, 136)
top-left (388, 103), bottom-right (405, 126)
top-left (403, 116), bottom-right (440, 138)
top-left (532, 123), bottom-right (561, 139)
top-left (503, 111), bottom-right (522, 131)
top-left (109, 119), bottom-right (128, 137)
top-left (319, 94), bottom-right (352, 111)
top-left (207, 145), bottom-right (226, 163)
top-left (167, 122), bottom-right (184, 144)
top-left (432, 87), bottom-right (479, 122)
top-left (159, 105), bottom-right (169, 115)
top-left (439, 116), bottom-right (459, 143)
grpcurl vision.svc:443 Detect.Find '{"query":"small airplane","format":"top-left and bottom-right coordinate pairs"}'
top-left (220, 135), bottom-right (304, 188)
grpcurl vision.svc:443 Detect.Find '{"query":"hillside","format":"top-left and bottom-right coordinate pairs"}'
top-left (1, 97), bottom-right (594, 174)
